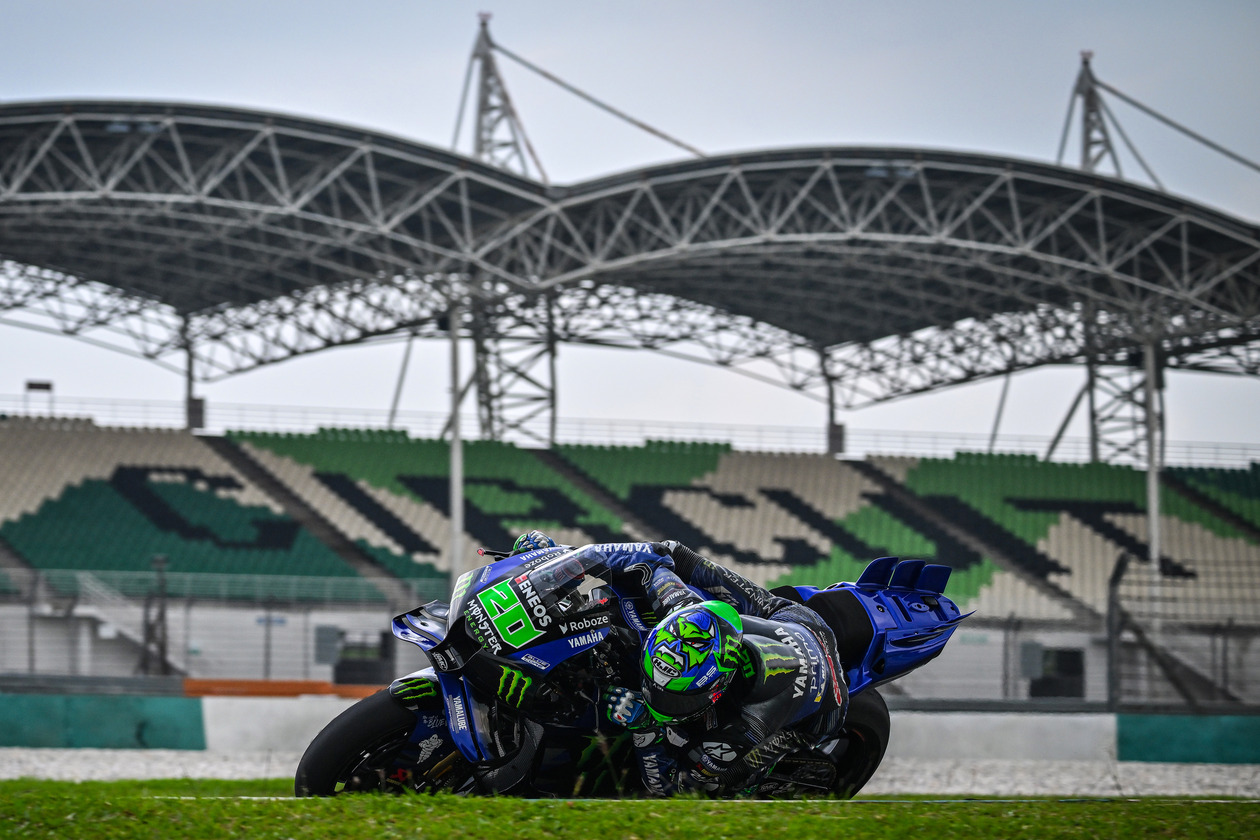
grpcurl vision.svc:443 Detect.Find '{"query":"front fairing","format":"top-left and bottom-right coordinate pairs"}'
top-left (455, 545), bottom-right (619, 671)
top-left (393, 545), bottom-right (624, 762)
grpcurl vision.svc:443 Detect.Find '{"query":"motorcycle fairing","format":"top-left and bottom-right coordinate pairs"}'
top-left (793, 557), bottom-right (971, 693)
top-left (388, 667), bottom-right (457, 745)
top-left (837, 557), bottom-right (971, 691)
top-left (502, 624), bottom-right (611, 672)
top-left (392, 601), bottom-right (449, 651)
top-left (436, 670), bottom-right (495, 763)
top-left (449, 547), bottom-right (566, 623)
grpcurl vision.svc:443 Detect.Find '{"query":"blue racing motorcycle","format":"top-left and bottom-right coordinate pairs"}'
top-left (294, 544), bottom-right (969, 798)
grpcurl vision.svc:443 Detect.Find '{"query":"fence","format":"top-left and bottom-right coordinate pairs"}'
top-left (0, 569), bottom-right (440, 684)
top-left (3, 563), bottom-right (1256, 713)
top-left (4, 393), bottom-right (1260, 466)
top-left (1108, 553), bottom-right (1260, 709)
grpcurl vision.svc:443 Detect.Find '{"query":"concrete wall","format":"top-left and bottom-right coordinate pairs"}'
top-left (0, 693), bottom-right (205, 749)
top-left (201, 695), bottom-right (357, 752)
top-left (886, 712), bottom-right (1115, 761)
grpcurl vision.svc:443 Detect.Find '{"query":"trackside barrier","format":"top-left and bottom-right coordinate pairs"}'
top-left (181, 678), bottom-right (380, 699)
top-left (1, 694), bottom-right (1257, 763)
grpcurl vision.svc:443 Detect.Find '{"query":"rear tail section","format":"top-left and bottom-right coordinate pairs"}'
top-left (795, 556), bottom-right (971, 694)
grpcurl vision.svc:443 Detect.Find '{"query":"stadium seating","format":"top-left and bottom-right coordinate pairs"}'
top-left (1, 417), bottom-right (1255, 624)
top-left (0, 419), bottom-right (366, 600)
top-left (898, 453), bottom-right (1259, 619)
top-left (553, 444), bottom-right (964, 593)
top-left (231, 430), bottom-right (632, 571)
top-left (550, 444), bottom-right (1259, 622)
top-left (1168, 464), bottom-right (1260, 533)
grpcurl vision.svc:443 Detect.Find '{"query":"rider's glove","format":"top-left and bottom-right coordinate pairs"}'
top-left (603, 685), bottom-right (650, 729)
top-left (511, 530), bottom-right (556, 555)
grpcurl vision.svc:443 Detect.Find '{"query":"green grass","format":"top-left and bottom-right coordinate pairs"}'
top-left (0, 780), bottom-right (1255, 840)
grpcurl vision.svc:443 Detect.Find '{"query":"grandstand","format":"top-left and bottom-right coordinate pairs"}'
top-left (1, 413), bottom-right (1255, 709)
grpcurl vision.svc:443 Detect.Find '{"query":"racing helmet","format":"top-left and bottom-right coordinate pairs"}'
top-left (511, 529), bottom-right (556, 555)
top-left (640, 600), bottom-right (744, 723)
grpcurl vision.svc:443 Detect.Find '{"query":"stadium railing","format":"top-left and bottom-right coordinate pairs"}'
top-left (5, 394), bottom-right (1260, 466)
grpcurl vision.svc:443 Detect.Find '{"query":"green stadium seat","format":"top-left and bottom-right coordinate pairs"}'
top-left (232, 430), bottom-right (631, 575)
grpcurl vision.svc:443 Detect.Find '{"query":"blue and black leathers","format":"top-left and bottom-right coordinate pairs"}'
top-left (563, 540), bottom-right (850, 796)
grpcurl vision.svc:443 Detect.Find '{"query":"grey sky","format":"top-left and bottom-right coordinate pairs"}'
top-left (3, 1), bottom-right (1259, 444)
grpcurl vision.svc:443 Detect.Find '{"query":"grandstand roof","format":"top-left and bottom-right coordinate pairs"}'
top-left (3, 99), bottom-right (1260, 408)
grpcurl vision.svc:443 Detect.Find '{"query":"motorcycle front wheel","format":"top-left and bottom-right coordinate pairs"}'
top-left (294, 689), bottom-right (472, 796)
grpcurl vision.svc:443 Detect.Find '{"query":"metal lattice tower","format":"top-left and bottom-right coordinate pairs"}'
top-left (1074, 52), bottom-right (1122, 175)
top-left (457, 14), bottom-right (548, 184)
top-left (1055, 51), bottom-right (1235, 464)
top-left (451, 16), bottom-right (554, 442)
top-left (449, 16), bottom-right (706, 444)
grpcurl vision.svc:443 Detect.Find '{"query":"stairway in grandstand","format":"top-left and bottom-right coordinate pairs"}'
top-left (531, 448), bottom-right (661, 541)
top-left (847, 459), bottom-right (1098, 621)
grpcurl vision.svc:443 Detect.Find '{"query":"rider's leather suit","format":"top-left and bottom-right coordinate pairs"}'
top-left (577, 541), bottom-right (849, 796)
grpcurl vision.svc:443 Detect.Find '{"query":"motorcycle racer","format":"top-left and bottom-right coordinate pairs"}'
top-left (510, 532), bottom-right (850, 797)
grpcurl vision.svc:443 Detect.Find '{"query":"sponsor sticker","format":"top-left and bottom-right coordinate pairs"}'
top-left (650, 646), bottom-right (684, 684)
top-left (773, 626), bottom-right (811, 699)
top-left (450, 570), bottom-right (475, 603)
top-left (621, 600), bottom-right (650, 633)
top-left (464, 601), bottom-right (504, 655)
top-left (474, 580), bottom-right (545, 650)
top-left (497, 666), bottom-right (533, 707)
top-left (565, 630), bottom-right (603, 650)
top-left (633, 730), bottom-right (658, 748)
top-left (521, 653), bottom-right (550, 670)
top-left (449, 695), bottom-right (468, 732)
top-left (703, 741), bottom-right (737, 762)
top-left (416, 733), bottom-right (445, 763)
top-left (558, 613), bottom-right (609, 635)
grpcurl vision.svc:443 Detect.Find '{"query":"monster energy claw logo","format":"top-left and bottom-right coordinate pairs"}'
top-left (451, 570), bottom-right (474, 602)
top-left (393, 677), bottom-right (438, 702)
top-left (497, 665), bottom-right (533, 707)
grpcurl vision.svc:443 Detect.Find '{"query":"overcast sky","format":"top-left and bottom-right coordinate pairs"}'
top-left (3, 1), bottom-right (1259, 445)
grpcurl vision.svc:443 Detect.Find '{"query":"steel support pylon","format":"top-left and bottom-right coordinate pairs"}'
top-left (1058, 53), bottom-right (1164, 463)
top-left (469, 293), bottom-right (558, 445)
top-left (456, 14), bottom-right (547, 183)
top-left (1075, 52), bottom-right (1122, 175)
top-left (1086, 361), bottom-right (1148, 464)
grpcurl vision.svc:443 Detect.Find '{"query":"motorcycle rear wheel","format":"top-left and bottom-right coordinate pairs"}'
top-left (294, 689), bottom-right (471, 796)
top-left (830, 688), bottom-right (890, 798)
